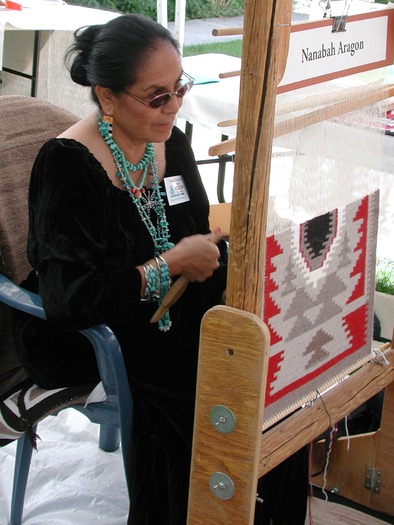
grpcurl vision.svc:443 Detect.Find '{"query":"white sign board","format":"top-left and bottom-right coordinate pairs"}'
top-left (278, 10), bottom-right (394, 93)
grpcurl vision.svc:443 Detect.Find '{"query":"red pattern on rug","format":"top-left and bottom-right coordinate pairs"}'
top-left (262, 192), bottom-right (378, 425)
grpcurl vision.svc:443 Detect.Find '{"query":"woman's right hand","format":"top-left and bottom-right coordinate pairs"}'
top-left (163, 228), bottom-right (222, 282)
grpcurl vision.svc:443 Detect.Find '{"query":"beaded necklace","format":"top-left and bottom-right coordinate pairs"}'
top-left (116, 156), bottom-right (174, 255)
top-left (98, 114), bottom-right (154, 198)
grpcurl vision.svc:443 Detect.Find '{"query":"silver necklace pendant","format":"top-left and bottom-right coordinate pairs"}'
top-left (140, 187), bottom-right (155, 214)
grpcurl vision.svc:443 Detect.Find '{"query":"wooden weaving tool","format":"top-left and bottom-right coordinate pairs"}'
top-left (150, 275), bottom-right (189, 324)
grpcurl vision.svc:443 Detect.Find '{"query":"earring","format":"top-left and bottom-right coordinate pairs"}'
top-left (102, 114), bottom-right (113, 138)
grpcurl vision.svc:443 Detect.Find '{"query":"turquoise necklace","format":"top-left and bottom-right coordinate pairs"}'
top-left (98, 114), bottom-right (154, 198)
top-left (117, 157), bottom-right (174, 255)
top-left (98, 113), bottom-right (174, 255)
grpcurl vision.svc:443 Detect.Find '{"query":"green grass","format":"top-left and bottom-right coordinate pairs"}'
top-left (376, 258), bottom-right (394, 295)
top-left (183, 39), bottom-right (242, 58)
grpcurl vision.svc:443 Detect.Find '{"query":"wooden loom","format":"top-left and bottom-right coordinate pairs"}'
top-left (186, 1), bottom-right (394, 523)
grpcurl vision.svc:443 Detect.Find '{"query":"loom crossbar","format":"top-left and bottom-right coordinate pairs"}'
top-left (209, 84), bottom-right (394, 157)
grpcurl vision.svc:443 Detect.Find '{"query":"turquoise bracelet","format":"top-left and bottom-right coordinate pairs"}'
top-left (155, 256), bottom-right (172, 332)
top-left (141, 262), bottom-right (160, 301)
top-left (141, 257), bottom-right (173, 332)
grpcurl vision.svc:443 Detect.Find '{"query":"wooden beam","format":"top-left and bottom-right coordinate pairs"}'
top-left (225, 0), bottom-right (292, 316)
top-left (370, 380), bottom-right (394, 515)
top-left (210, 84), bottom-right (394, 157)
top-left (212, 27), bottom-right (243, 37)
top-left (312, 432), bottom-right (380, 508)
top-left (188, 1), bottom-right (292, 522)
top-left (187, 306), bottom-right (270, 524)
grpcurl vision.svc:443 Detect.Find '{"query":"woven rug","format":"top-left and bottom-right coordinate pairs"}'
top-left (262, 192), bottom-right (379, 428)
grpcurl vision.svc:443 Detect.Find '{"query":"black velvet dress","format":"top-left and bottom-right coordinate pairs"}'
top-left (13, 126), bottom-right (228, 525)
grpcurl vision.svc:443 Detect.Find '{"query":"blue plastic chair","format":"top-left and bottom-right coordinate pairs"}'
top-left (0, 274), bottom-right (134, 524)
top-left (0, 95), bottom-right (133, 524)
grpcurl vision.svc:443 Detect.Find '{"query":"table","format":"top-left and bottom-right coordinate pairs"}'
top-left (178, 54), bottom-right (242, 201)
top-left (180, 53), bottom-right (241, 136)
top-left (0, 3), bottom-right (119, 96)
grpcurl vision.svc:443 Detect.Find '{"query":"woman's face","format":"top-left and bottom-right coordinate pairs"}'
top-left (110, 41), bottom-right (184, 147)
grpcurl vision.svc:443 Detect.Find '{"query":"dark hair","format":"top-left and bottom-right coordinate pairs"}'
top-left (65, 14), bottom-right (180, 106)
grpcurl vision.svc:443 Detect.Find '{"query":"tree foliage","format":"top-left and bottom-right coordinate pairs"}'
top-left (66, 0), bottom-right (244, 20)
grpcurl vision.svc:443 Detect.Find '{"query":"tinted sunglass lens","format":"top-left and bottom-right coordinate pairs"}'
top-left (177, 86), bottom-right (188, 98)
top-left (149, 94), bottom-right (171, 109)
top-left (173, 84), bottom-right (190, 101)
top-left (184, 82), bottom-right (193, 94)
top-left (148, 82), bottom-right (192, 109)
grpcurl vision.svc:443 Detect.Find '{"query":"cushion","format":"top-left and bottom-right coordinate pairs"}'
top-left (0, 376), bottom-right (93, 448)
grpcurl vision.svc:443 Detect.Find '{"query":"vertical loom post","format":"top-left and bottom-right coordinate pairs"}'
top-left (226, 0), bottom-right (292, 315)
top-left (188, 0), bottom-right (292, 523)
top-left (187, 306), bottom-right (270, 524)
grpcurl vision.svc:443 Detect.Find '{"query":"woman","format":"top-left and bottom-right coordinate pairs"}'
top-left (13, 14), bottom-right (227, 524)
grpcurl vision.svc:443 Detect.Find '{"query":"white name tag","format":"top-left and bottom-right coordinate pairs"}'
top-left (164, 175), bottom-right (190, 206)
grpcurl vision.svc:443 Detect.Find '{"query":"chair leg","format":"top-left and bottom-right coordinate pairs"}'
top-left (10, 428), bottom-right (35, 525)
top-left (9, 424), bottom-right (120, 524)
top-left (98, 424), bottom-right (120, 452)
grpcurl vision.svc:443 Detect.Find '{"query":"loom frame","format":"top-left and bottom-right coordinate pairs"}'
top-left (186, 1), bottom-right (394, 523)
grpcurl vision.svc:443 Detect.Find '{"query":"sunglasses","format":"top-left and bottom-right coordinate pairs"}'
top-left (123, 72), bottom-right (194, 109)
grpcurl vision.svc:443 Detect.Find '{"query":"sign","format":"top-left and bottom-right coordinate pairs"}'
top-left (278, 9), bottom-right (394, 93)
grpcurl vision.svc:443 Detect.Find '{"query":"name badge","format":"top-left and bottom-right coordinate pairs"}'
top-left (164, 175), bottom-right (190, 206)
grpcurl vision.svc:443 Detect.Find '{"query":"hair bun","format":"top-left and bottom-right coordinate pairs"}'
top-left (65, 24), bottom-right (102, 87)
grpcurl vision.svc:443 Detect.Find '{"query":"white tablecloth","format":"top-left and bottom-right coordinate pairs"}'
top-left (180, 54), bottom-right (241, 136)
top-left (0, 3), bottom-right (118, 31)
top-left (0, 4), bottom-right (119, 70)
